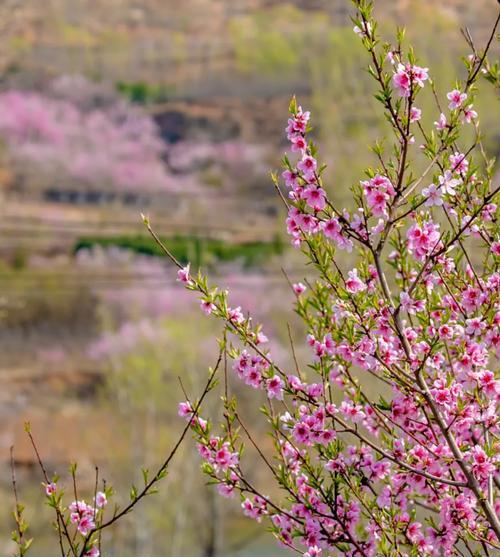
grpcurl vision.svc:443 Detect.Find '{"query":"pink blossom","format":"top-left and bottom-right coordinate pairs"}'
top-left (406, 221), bottom-right (441, 260)
top-left (449, 152), bottom-right (468, 174)
top-left (393, 64), bottom-right (411, 97)
top-left (297, 155), bottom-right (317, 178)
top-left (481, 203), bottom-right (497, 221)
top-left (438, 170), bottom-right (460, 195)
top-left (297, 212), bottom-right (320, 234)
top-left (321, 216), bottom-right (354, 251)
top-left (304, 546), bottom-right (322, 557)
top-left (465, 318), bottom-right (484, 336)
top-left (345, 269), bottom-right (366, 294)
top-left (393, 64), bottom-right (429, 97)
top-left (377, 486), bottom-right (392, 507)
top-left (293, 282), bottom-right (306, 295)
top-left (214, 443), bottom-right (239, 470)
top-left (69, 500), bottom-right (96, 536)
top-left (303, 186), bottom-right (326, 211)
top-left (370, 460), bottom-right (391, 480)
top-left (285, 108), bottom-right (310, 140)
top-left (266, 375), bottom-right (284, 401)
top-left (461, 287), bottom-right (482, 313)
top-left (438, 325), bottom-right (453, 340)
top-left (322, 217), bottom-right (341, 238)
top-left (177, 265), bottom-right (191, 284)
top-left (410, 107), bottom-right (422, 122)
top-left (227, 306), bottom-right (245, 324)
top-left (366, 188), bottom-right (389, 215)
top-left (200, 300), bottom-right (216, 315)
top-left (400, 291), bottom-right (425, 314)
top-left (245, 367), bottom-right (262, 389)
top-left (217, 483), bottom-right (235, 498)
top-left (434, 113), bottom-right (447, 130)
top-left (282, 169), bottom-right (300, 189)
top-left (412, 65), bottom-right (429, 87)
top-left (45, 482), bottom-right (57, 496)
top-left (462, 104), bottom-right (478, 123)
top-left (422, 183), bottom-right (443, 206)
top-left (291, 107), bottom-right (310, 133)
top-left (95, 492), bottom-right (107, 508)
top-left (293, 422), bottom-right (310, 444)
top-left (291, 135), bottom-right (307, 153)
top-left (371, 174), bottom-right (394, 194)
top-left (469, 446), bottom-right (495, 479)
top-left (340, 400), bottom-right (366, 423)
top-left (241, 496), bottom-right (267, 522)
top-left (431, 385), bottom-right (452, 406)
top-left (288, 375), bottom-right (304, 392)
top-left (255, 331), bottom-right (269, 344)
top-left (306, 383), bottom-right (323, 398)
top-left (447, 89), bottom-right (467, 110)
top-left (362, 174), bottom-right (395, 216)
top-left (477, 370), bottom-right (498, 397)
top-left (178, 401), bottom-right (193, 418)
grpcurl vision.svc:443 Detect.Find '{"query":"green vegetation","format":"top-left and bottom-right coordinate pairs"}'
top-left (74, 234), bottom-right (284, 267)
top-left (229, 5), bottom-right (319, 77)
top-left (116, 81), bottom-right (174, 104)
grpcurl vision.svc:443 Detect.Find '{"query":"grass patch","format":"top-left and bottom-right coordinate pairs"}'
top-left (74, 234), bottom-right (284, 267)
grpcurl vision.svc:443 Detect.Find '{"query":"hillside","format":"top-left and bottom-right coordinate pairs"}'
top-left (0, 0), bottom-right (495, 93)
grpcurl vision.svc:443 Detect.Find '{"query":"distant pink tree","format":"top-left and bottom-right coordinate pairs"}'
top-left (0, 76), bottom-right (170, 194)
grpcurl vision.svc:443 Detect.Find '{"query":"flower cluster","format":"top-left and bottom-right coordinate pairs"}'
top-left (198, 438), bottom-right (239, 473)
top-left (392, 63), bottom-right (429, 97)
top-left (361, 174), bottom-right (396, 216)
top-left (232, 350), bottom-right (284, 399)
top-left (284, 109), bottom-right (322, 220)
top-left (406, 220), bottom-right (442, 260)
top-left (41, 482), bottom-right (107, 557)
top-left (69, 500), bottom-right (97, 536)
top-left (282, 103), bottom-right (357, 252)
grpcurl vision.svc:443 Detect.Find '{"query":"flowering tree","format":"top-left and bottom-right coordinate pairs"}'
top-left (11, 2), bottom-right (499, 557)
top-left (167, 3), bottom-right (500, 556)
top-left (0, 77), bottom-right (170, 195)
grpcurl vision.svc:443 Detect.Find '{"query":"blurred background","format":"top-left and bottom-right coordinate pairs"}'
top-left (0, 1), bottom-right (498, 556)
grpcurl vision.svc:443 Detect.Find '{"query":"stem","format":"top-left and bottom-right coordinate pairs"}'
top-left (10, 447), bottom-right (26, 556)
top-left (466, 11), bottom-right (500, 86)
top-left (26, 429), bottom-right (77, 557)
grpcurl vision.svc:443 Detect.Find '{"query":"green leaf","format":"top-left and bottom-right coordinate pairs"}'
top-left (130, 485), bottom-right (138, 501)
